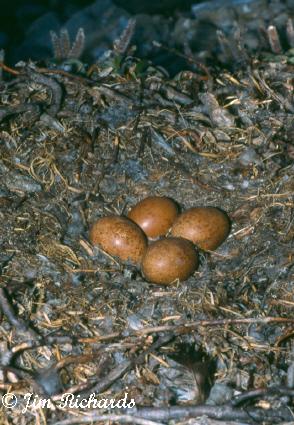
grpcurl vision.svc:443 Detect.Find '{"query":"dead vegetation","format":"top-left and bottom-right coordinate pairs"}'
top-left (0, 12), bottom-right (293, 425)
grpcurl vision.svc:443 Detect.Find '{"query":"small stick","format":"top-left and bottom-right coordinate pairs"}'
top-left (231, 386), bottom-right (294, 406)
top-left (0, 61), bottom-right (20, 75)
top-left (53, 414), bottom-right (163, 425)
top-left (123, 404), bottom-right (294, 423)
top-left (134, 316), bottom-right (294, 336)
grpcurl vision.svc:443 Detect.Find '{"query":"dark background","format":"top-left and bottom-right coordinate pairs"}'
top-left (1, 0), bottom-right (293, 75)
top-left (0, 0), bottom-right (199, 63)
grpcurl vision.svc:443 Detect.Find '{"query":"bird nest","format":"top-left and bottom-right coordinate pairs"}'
top-left (0, 12), bottom-right (293, 425)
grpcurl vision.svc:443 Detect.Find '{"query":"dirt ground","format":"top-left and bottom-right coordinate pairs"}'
top-left (0, 6), bottom-right (294, 425)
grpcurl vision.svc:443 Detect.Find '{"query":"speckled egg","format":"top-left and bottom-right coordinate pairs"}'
top-left (141, 237), bottom-right (198, 285)
top-left (128, 196), bottom-right (179, 239)
top-left (171, 207), bottom-right (230, 251)
top-left (90, 215), bottom-right (147, 264)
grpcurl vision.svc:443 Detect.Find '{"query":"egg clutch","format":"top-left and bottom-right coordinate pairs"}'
top-left (89, 197), bottom-right (231, 285)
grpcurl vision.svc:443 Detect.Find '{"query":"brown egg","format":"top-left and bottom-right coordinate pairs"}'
top-left (89, 215), bottom-right (147, 264)
top-left (171, 207), bottom-right (230, 251)
top-left (128, 196), bottom-right (179, 239)
top-left (141, 237), bottom-right (198, 285)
